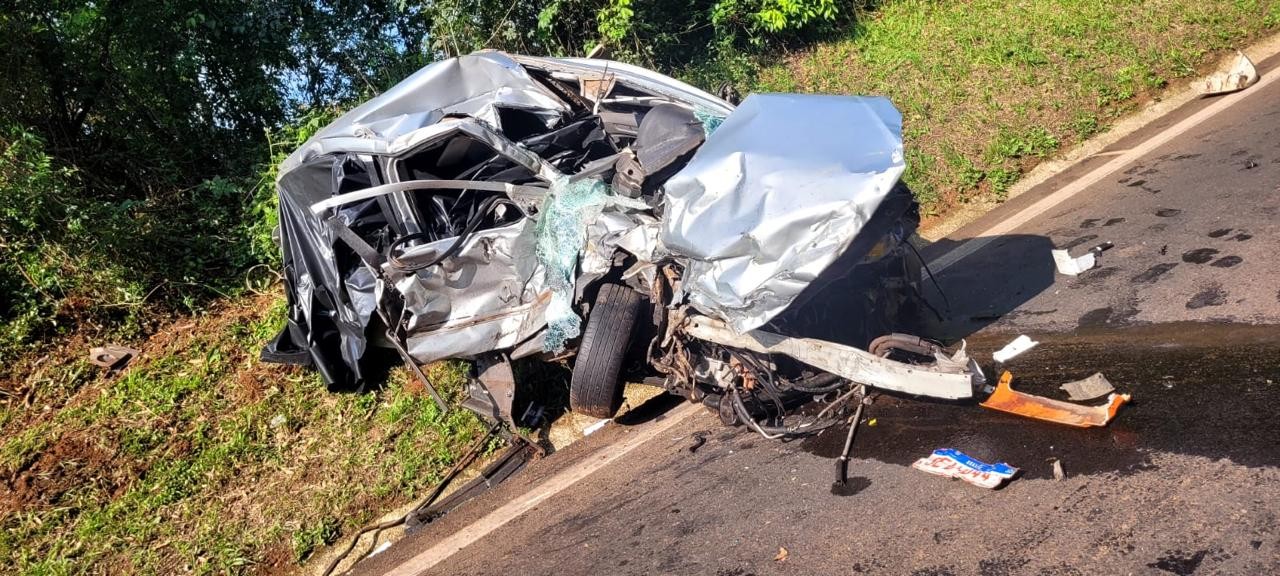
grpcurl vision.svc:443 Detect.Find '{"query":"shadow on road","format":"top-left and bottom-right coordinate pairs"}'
top-left (916, 234), bottom-right (1060, 341)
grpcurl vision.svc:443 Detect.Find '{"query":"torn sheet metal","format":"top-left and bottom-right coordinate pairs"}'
top-left (912, 448), bottom-right (1018, 489)
top-left (509, 55), bottom-right (733, 118)
top-left (661, 94), bottom-right (907, 333)
top-left (1201, 51), bottom-right (1259, 96)
top-left (681, 315), bottom-right (978, 400)
top-left (1059, 372), bottom-right (1115, 402)
top-left (992, 334), bottom-right (1039, 363)
top-left (981, 371), bottom-right (1129, 427)
top-left (282, 52), bottom-right (569, 173)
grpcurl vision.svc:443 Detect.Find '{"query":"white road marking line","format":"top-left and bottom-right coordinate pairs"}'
top-left (928, 70), bottom-right (1279, 274)
top-left (385, 402), bottom-right (700, 576)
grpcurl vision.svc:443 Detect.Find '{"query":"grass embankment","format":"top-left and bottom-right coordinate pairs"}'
top-left (755, 0), bottom-right (1280, 216)
top-left (3, 2), bottom-right (1280, 574)
top-left (0, 295), bottom-right (486, 574)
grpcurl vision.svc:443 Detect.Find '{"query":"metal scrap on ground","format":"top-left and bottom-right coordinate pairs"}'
top-left (88, 345), bottom-right (140, 370)
top-left (1059, 372), bottom-right (1116, 402)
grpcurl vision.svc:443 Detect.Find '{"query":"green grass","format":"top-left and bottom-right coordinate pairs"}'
top-left (0, 295), bottom-right (485, 575)
top-left (754, 0), bottom-right (1280, 215)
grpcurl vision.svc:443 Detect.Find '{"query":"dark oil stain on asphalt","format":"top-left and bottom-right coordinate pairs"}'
top-left (1077, 307), bottom-right (1115, 327)
top-left (1057, 234), bottom-right (1098, 250)
top-left (1104, 217), bottom-right (1126, 226)
top-left (829, 476), bottom-right (871, 496)
top-left (800, 323), bottom-right (1280, 480)
top-left (1210, 255), bottom-right (1242, 268)
top-left (1231, 232), bottom-right (1252, 242)
top-left (1071, 267), bottom-right (1119, 288)
top-left (1208, 228), bottom-right (1233, 238)
top-left (1079, 219), bottom-right (1100, 229)
top-left (910, 566), bottom-right (957, 576)
top-left (1148, 549), bottom-right (1208, 575)
top-left (1186, 284), bottom-right (1227, 309)
top-left (1181, 248), bottom-right (1219, 264)
top-left (1155, 208), bottom-right (1182, 217)
top-left (977, 557), bottom-right (1027, 576)
top-left (1076, 303), bottom-right (1140, 329)
top-left (1132, 262), bottom-right (1178, 283)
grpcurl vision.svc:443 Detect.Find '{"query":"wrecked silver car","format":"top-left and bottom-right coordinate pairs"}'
top-left (263, 51), bottom-right (981, 433)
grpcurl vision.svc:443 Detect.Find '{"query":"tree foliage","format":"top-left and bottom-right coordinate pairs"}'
top-left (0, 1), bottom-right (431, 352)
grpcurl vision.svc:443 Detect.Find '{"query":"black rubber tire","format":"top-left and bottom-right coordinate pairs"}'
top-left (570, 283), bottom-right (643, 418)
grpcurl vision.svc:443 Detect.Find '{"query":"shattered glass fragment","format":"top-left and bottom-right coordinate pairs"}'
top-left (535, 176), bottom-right (610, 352)
top-left (694, 109), bottom-right (725, 136)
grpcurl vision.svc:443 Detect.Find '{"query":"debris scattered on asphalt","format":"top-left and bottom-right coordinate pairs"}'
top-left (687, 431), bottom-right (708, 453)
top-left (867, 418), bottom-right (877, 427)
top-left (774, 547), bottom-right (789, 562)
top-left (1059, 372), bottom-right (1116, 401)
top-left (992, 334), bottom-right (1039, 363)
top-left (88, 345), bottom-right (140, 370)
top-left (981, 371), bottom-right (1130, 427)
top-left (911, 448), bottom-right (1019, 489)
top-left (583, 418), bottom-right (610, 436)
top-left (1051, 242), bottom-right (1113, 276)
top-left (1051, 458), bottom-right (1066, 481)
top-left (1201, 50), bottom-right (1259, 96)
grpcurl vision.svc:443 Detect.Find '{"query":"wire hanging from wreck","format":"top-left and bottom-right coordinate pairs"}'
top-left (720, 346), bottom-right (849, 440)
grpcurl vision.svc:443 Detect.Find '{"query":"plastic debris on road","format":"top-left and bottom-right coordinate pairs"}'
top-left (1051, 242), bottom-right (1112, 276)
top-left (1201, 51), bottom-right (1259, 96)
top-left (981, 371), bottom-right (1130, 427)
top-left (1059, 372), bottom-right (1116, 402)
top-left (992, 335), bottom-right (1039, 363)
top-left (911, 448), bottom-right (1019, 489)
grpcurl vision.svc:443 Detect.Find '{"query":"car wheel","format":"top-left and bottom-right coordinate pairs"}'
top-left (570, 283), bottom-right (642, 418)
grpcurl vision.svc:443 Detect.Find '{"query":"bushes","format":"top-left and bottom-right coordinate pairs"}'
top-left (0, 105), bottom-right (346, 357)
top-left (0, 128), bottom-right (275, 356)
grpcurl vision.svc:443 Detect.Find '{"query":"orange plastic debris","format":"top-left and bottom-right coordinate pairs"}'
top-left (980, 371), bottom-right (1129, 427)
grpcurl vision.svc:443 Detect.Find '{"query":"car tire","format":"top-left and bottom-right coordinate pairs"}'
top-left (570, 283), bottom-right (642, 418)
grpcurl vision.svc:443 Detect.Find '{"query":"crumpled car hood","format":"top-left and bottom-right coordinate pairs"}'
top-left (661, 93), bottom-right (905, 333)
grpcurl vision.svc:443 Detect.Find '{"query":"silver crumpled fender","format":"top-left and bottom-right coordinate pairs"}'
top-left (659, 93), bottom-right (907, 334)
top-left (681, 315), bottom-right (981, 400)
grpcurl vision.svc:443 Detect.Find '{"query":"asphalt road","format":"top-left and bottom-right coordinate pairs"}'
top-left (356, 58), bottom-right (1280, 576)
